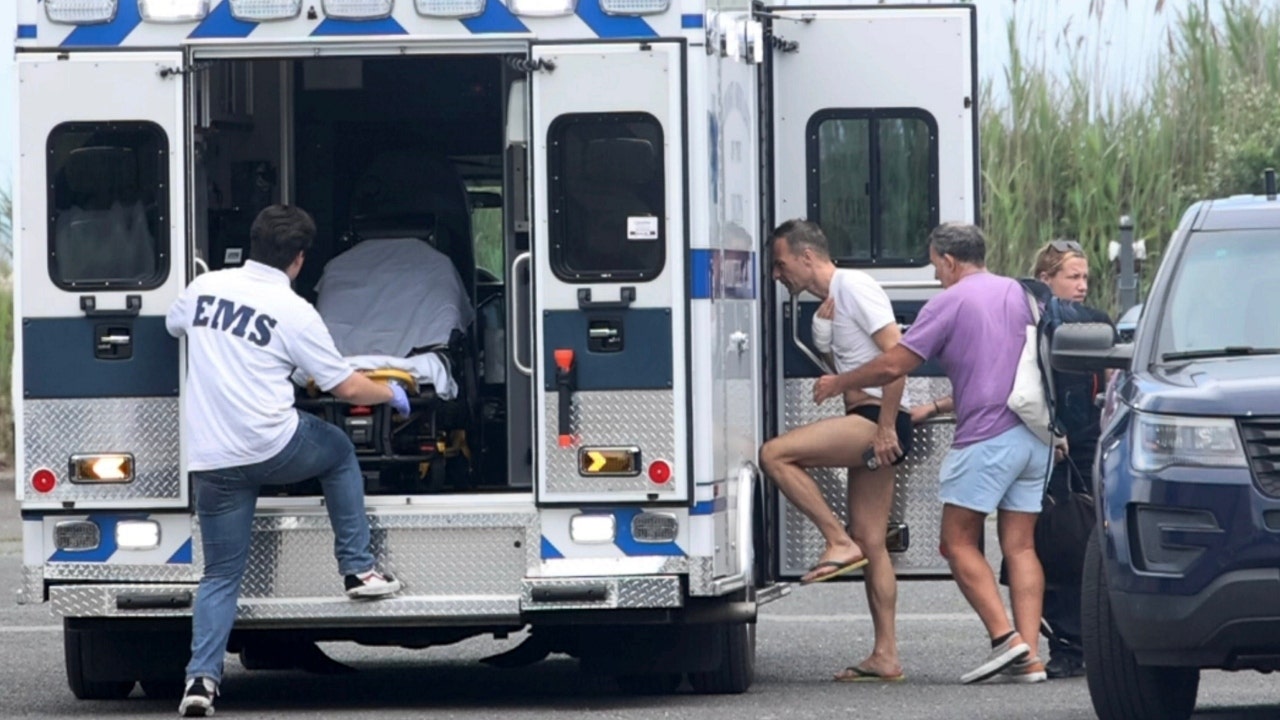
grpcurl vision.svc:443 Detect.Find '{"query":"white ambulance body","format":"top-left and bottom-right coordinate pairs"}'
top-left (12, 0), bottom-right (976, 697)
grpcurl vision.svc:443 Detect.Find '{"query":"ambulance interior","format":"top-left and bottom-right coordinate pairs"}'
top-left (193, 56), bottom-right (527, 496)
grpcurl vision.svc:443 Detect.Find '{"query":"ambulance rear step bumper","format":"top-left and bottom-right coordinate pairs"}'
top-left (47, 575), bottom-right (693, 624)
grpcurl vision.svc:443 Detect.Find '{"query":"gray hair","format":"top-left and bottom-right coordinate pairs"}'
top-left (770, 218), bottom-right (831, 260)
top-left (928, 222), bottom-right (986, 266)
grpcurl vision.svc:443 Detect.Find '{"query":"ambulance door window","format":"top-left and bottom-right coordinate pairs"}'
top-left (547, 112), bottom-right (665, 282)
top-left (808, 109), bottom-right (938, 266)
top-left (46, 121), bottom-right (169, 289)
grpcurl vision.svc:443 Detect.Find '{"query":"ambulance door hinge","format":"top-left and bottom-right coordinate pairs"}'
top-left (159, 62), bottom-right (211, 80)
top-left (769, 35), bottom-right (799, 54)
top-left (506, 56), bottom-right (556, 74)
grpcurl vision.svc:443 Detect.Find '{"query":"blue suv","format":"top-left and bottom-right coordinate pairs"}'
top-left (1053, 185), bottom-right (1280, 720)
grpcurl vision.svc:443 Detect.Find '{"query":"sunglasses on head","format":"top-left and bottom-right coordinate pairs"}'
top-left (1050, 240), bottom-right (1083, 253)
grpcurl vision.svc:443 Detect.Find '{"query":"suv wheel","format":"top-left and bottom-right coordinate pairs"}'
top-left (1082, 532), bottom-right (1200, 720)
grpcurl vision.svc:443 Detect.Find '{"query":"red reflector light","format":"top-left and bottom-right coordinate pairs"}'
top-left (350, 406), bottom-right (373, 416)
top-left (32, 468), bottom-right (57, 493)
top-left (648, 460), bottom-right (672, 484)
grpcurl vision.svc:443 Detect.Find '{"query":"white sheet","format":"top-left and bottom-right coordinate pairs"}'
top-left (315, 237), bottom-right (474, 358)
top-left (292, 352), bottom-right (456, 400)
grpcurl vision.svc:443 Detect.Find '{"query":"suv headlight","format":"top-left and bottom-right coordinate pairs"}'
top-left (1131, 412), bottom-right (1247, 473)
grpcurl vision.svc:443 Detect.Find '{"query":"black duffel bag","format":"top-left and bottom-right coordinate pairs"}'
top-left (1034, 457), bottom-right (1095, 587)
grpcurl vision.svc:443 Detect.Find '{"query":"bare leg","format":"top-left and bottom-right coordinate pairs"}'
top-left (998, 509), bottom-right (1043, 654)
top-left (835, 462), bottom-right (902, 679)
top-left (759, 414), bottom-right (879, 582)
top-left (940, 504), bottom-right (1014, 639)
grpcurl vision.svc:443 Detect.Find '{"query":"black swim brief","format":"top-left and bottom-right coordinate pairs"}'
top-left (846, 404), bottom-right (914, 466)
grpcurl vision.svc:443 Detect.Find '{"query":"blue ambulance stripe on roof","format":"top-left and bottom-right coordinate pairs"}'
top-left (312, 16), bottom-right (409, 36)
top-left (62, 0), bottom-right (142, 47)
top-left (189, 1), bottom-right (258, 39)
top-left (576, 0), bottom-right (656, 38)
top-left (167, 538), bottom-right (193, 564)
top-left (17, 24), bottom-right (37, 39)
top-left (462, 1), bottom-right (529, 33)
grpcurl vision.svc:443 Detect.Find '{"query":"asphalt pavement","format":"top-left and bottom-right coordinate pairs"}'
top-left (1, 485), bottom-right (1277, 719)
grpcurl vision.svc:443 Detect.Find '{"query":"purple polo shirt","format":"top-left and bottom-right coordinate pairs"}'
top-left (899, 272), bottom-right (1032, 448)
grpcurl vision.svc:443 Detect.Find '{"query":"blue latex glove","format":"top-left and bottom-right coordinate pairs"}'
top-left (387, 382), bottom-right (411, 417)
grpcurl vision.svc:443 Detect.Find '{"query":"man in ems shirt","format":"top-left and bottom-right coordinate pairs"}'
top-left (167, 205), bottom-right (409, 717)
top-left (759, 219), bottom-right (913, 682)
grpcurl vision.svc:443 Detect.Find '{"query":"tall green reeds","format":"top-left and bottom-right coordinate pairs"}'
top-left (980, 0), bottom-right (1280, 314)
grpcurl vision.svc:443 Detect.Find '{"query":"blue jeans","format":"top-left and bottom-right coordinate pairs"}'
top-left (185, 412), bottom-right (375, 685)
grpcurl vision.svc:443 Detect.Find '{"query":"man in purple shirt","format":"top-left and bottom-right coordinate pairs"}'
top-left (813, 222), bottom-right (1051, 685)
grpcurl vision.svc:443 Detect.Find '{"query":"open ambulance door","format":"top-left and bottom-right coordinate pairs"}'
top-left (527, 43), bottom-right (691, 509)
top-left (16, 54), bottom-right (189, 512)
top-left (764, 5), bottom-right (978, 577)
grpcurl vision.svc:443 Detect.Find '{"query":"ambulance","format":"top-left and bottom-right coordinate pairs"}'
top-left (11, 0), bottom-right (977, 698)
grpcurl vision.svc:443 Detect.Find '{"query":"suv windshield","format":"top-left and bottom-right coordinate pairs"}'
top-left (1157, 229), bottom-right (1280, 360)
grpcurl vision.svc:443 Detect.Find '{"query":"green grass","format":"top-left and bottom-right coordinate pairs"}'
top-left (979, 0), bottom-right (1280, 315)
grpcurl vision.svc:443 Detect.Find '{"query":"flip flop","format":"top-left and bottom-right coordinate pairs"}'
top-left (834, 666), bottom-right (906, 683)
top-left (799, 557), bottom-right (869, 585)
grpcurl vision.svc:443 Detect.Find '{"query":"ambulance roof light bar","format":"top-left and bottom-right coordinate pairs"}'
top-left (600, 0), bottom-right (669, 16)
top-left (509, 0), bottom-right (576, 17)
top-left (415, 0), bottom-right (487, 18)
top-left (139, 0), bottom-right (211, 22)
top-left (45, 0), bottom-right (118, 24)
top-left (229, 0), bottom-right (303, 21)
top-left (322, 0), bottom-right (395, 20)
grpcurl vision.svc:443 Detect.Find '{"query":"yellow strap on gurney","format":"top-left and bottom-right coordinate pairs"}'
top-left (362, 368), bottom-right (419, 396)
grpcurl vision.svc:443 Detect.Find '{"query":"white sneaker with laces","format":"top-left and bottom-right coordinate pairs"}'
top-left (178, 677), bottom-right (217, 717)
top-left (344, 569), bottom-right (403, 599)
top-left (960, 632), bottom-right (1030, 684)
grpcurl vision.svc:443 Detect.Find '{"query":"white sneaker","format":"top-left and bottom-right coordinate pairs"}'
top-left (178, 677), bottom-right (217, 717)
top-left (344, 569), bottom-right (403, 599)
top-left (960, 632), bottom-right (1030, 684)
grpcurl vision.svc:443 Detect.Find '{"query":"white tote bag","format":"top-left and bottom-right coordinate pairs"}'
top-left (1007, 291), bottom-right (1054, 445)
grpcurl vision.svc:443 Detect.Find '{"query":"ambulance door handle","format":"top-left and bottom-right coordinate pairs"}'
top-left (81, 294), bottom-right (142, 318)
top-left (511, 252), bottom-right (533, 377)
top-left (730, 331), bottom-right (749, 354)
top-left (788, 294), bottom-right (834, 375)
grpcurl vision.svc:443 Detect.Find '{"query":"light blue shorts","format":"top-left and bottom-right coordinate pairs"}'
top-left (938, 423), bottom-right (1052, 514)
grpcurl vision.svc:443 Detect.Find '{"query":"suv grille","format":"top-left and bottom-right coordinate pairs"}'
top-left (1240, 418), bottom-right (1280, 497)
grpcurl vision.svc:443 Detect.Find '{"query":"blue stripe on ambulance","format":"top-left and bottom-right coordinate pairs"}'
top-left (690, 495), bottom-right (726, 515)
top-left (167, 538), bottom-right (194, 564)
top-left (189, 1), bottom-right (258, 39)
top-left (61, 0), bottom-right (141, 47)
top-left (46, 513), bottom-right (194, 564)
top-left (312, 17), bottom-right (409, 36)
top-left (541, 536), bottom-right (565, 560)
top-left (680, 14), bottom-right (702, 29)
top-left (18, 24), bottom-right (37, 39)
top-left (689, 249), bottom-right (757, 300)
top-left (462, 2), bottom-right (530, 34)
top-left (540, 508), bottom-right (688, 558)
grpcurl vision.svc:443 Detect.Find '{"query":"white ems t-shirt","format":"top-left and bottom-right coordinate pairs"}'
top-left (814, 268), bottom-right (910, 409)
top-left (166, 261), bottom-right (354, 471)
